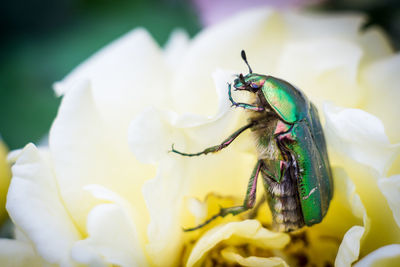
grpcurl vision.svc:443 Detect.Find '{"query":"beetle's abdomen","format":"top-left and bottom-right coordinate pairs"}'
top-left (249, 111), bottom-right (304, 231)
top-left (261, 170), bottom-right (305, 232)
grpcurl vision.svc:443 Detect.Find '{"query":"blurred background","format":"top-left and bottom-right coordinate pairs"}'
top-left (0, 0), bottom-right (399, 150)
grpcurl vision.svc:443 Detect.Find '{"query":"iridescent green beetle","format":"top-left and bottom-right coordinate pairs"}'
top-left (172, 50), bottom-right (333, 232)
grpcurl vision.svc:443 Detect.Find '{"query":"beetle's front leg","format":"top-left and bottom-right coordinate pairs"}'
top-left (170, 121), bottom-right (255, 157)
top-left (184, 160), bottom-right (262, 231)
top-left (228, 83), bottom-right (264, 112)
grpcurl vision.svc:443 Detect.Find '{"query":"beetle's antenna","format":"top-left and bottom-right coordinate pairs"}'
top-left (241, 50), bottom-right (253, 74)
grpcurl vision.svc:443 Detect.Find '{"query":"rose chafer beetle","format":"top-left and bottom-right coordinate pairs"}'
top-left (172, 50), bottom-right (333, 232)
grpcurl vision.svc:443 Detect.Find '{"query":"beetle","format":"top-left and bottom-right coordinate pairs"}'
top-left (171, 50), bottom-right (333, 232)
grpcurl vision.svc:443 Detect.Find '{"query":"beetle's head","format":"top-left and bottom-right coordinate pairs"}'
top-left (233, 50), bottom-right (266, 93)
top-left (234, 73), bottom-right (266, 92)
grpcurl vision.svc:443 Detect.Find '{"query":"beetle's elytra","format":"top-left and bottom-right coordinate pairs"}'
top-left (172, 50), bottom-right (333, 232)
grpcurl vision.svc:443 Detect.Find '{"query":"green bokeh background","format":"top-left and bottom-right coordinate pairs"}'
top-left (0, 0), bottom-right (399, 150)
top-left (0, 0), bottom-right (200, 149)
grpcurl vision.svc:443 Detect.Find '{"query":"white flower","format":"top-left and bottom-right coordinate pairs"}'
top-left (1, 7), bottom-right (400, 267)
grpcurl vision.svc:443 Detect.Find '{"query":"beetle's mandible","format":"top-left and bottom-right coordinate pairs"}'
top-left (171, 50), bottom-right (333, 232)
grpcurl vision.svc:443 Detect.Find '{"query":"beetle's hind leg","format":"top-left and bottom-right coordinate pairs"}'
top-left (183, 160), bottom-right (262, 231)
top-left (170, 121), bottom-right (255, 157)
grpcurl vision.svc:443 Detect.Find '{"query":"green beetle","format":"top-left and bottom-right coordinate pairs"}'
top-left (172, 50), bottom-right (333, 232)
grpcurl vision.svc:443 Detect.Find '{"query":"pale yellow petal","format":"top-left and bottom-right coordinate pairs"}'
top-left (186, 197), bottom-right (208, 224)
top-left (0, 239), bottom-right (46, 267)
top-left (221, 248), bottom-right (288, 267)
top-left (335, 226), bottom-right (365, 267)
top-left (324, 104), bottom-right (399, 175)
top-left (277, 39), bottom-right (362, 107)
top-left (128, 107), bottom-right (178, 164)
top-left (71, 203), bottom-right (147, 267)
top-left (49, 80), bottom-right (153, 235)
top-left (378, 175), bottom-right (400, 228)
top-left (283, 11), bottom-right (364, 41)
top-left (187, 220), bottom-right (289, 267)
top-left (164, 29), bottom-right (190, 70)
top-left (83, 184), bottom-right (148, 263)
top-left (333, 161), bottom-right (400, 256)
top-left (357, 26), bottom-right (393, 65)
top-left (128, 70), bottom-right (235, 165)
top-left (142, 158), bottom-right (185, 267)
top-left (312, 167), bottom-right (365, 233)
top-left (54, 28), bottom-right (172, 169)
top-left (128, 70), bottom-right (247, 266)
top-left (324, 104), bottom-right (400, 255)
top-left (6, 144), bottom-right (81, 266)
top-left (361, 54), bottom-right (400, 143)
top-left (170, 8), bottom-right (283, 116)
top-left (354, 244), bottom-right (400, 267)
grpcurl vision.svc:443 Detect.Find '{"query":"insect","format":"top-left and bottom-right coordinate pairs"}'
top-left (171, 50), bottom-right (333, 232)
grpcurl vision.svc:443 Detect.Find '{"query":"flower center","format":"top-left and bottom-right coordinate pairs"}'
top-left (180, 195), bottom-right (339, 266)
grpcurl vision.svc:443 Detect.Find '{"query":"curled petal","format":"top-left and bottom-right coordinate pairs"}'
top-left (187, 220), bottom-right (290, 267)
top-left (128, 107), bottom-right (177, 164)
top-left (71, 203), bottom-right (147, 267)
top-left (335, 226), bottom-right (365, 267)
top-left (328, 159), bottom-right (400, 256)
top-left (221, 247), bottom-right (288, 267)
top-left (142, 158), bottom-right (185, 267)
top-left (324, 103), bottom-right (400, 175)
top-left (50, 80), bottom-right (152, 234)
top-left (6, 144), bottom-right (80, 266)
top-left (378, 175), bottom-right (400, 228)
top-left (128, 69), bottom-right (234, 164)
top-left (354, 244), bottom-right (400, 267)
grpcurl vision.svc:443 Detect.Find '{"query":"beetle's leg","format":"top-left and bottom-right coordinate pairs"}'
top-left (228, 83), bottom-right (264, 112)
top-left (184, 160), bottom-right (262, 231)
top-left (170, 121), bottom-right (255, 157)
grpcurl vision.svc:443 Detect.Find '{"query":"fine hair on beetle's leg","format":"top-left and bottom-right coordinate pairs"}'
top-left (183, 160), bottom-right (263, 232)
top-left (170, 120), bottom-right (256, 157)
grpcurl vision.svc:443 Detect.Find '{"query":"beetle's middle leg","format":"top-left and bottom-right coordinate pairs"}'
top-left (170, 121), bottom-right (255, 157)
top-left (183, 160), bottom-right (262, 231)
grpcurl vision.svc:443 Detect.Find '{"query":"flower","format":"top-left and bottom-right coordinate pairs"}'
top-left (1, 7), bottom-right (400, 267)
top-left (0, 139), bottom-right (11, 225)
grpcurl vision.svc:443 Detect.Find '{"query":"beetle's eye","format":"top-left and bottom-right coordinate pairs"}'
top-left (251, 83), bottom-right (259, 89)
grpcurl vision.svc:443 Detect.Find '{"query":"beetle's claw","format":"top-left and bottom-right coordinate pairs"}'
top-left (169, 143), bottom-right (179, 154)
top-left (168, 143), bottom-right (174, 153)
